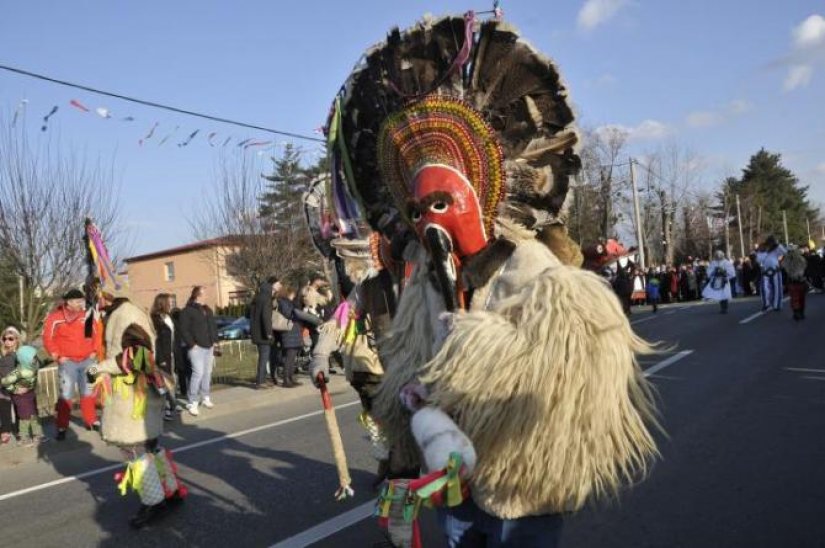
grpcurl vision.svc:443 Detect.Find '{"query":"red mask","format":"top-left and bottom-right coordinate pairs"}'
top-left (409, 164), bottom-right (488, 259)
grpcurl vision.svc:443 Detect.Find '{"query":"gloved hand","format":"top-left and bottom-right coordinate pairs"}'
top-left (86, 365), bottom-right (100, 384)
top-left (311, 361), bottom-right (330, 388)
top-left (411, 406), bottom-right (477, 475)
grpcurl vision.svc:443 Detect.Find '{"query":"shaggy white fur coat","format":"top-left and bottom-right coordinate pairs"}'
top-left (96, 301), bottom-right (165, 446)
top-left (375, 223), bottom-right (658, 519)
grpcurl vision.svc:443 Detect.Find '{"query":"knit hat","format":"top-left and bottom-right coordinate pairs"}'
top-left (16, 346), bottom-right (37, 368)
top-left (63, 288), bottom-right (85, 300)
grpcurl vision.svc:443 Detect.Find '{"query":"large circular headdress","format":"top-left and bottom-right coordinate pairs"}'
top-left (378, 95), bottom-right (504, 236)
top-left (327, 13), bottom-right (581, 236)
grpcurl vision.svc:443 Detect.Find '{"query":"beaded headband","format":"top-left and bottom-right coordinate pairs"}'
top-left (377, 95), bottom-right (505, 236)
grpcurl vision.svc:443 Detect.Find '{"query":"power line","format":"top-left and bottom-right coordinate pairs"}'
top-left (0, 63), bottom-right (325, 143)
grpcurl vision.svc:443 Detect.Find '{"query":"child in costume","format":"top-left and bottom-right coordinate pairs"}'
top-left (1, 339), bottom-right (47, 446)
top-left (703, 250), bottom-right (736, 314)
top-left (325, 13), bottom-right (660, 547)
top-left (88, 291), bottom-right (186, 528)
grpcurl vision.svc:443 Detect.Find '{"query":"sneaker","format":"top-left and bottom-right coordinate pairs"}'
top-left (33, 435), bottom-right (49, 444)
top-left (186, 402), bottom-right (200, 416)
top-left (201, 397), bottom-right (214, 409)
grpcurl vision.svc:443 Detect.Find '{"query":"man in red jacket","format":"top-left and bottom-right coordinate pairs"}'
top-left (43, 288), bottom-right (99, 440)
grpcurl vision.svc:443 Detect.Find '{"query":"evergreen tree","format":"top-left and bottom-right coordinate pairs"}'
top-left (730, 149), bottom-right (817, 247)
top-left (257, 144), bottom-right (320, 286)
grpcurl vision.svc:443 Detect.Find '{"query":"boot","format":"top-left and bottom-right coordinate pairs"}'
top-left (129, 502), bottom-right (168, 529)
top-left (80, 396), bottom-right (99, 429)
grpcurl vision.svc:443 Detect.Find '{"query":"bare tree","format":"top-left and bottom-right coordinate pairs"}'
top-left (0, 117), bottom-right (121, 335)
top-left (572, 127), bottom-right (629, 244)
top-left (191, 151), bottom-right (321, 298)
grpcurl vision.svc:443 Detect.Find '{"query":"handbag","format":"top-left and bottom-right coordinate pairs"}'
top-left (272, 309), bottom-right (293, 332)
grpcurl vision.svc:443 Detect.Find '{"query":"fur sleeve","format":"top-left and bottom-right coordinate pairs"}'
top-left (419, 265), bottom-right (660, 514)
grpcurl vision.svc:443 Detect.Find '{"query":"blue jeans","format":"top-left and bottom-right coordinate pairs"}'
top-left (437, 499), bottom-right (563, 548)
top-left (59, 358), bottom-right (94, 400)
top-left (187, 346), bottom-right (214, 403)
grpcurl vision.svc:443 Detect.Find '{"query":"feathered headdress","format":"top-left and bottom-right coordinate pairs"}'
top-left (327, 12), bottom-right (581, 237)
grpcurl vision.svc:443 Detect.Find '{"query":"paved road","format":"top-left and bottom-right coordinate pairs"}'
top-left (1, 295), bottom-right (822, 547)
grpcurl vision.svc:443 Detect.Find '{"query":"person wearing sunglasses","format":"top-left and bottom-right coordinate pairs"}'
top-left (0, 327), bottom-right (19, 444)
top-left (43, 288), bottom-right (100, 440)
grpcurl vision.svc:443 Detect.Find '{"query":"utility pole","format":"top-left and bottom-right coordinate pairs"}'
top-left (735, 194), bottom-right (745, 259)
top-left (782, 210), bottom-right (789, 246)
top-left (629, 158), bottom-right (646, 269)
top-left (18, 276), bottom-right (24, 332)
top-left (806, 217), bottom-right (812, 244)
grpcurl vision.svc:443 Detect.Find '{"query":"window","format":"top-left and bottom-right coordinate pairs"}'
top-left (164, 261), bottom-right (175, 282)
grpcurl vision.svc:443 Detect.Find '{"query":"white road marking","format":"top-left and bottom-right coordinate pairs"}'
top-left (0, 400), bottom-right (361, 502)
top-left (270, 350), bottom-right (696, 547)
top-left (269, 501), bottom-right (376, 548)
top-left (785, 368), bottom-right (825, 374)
top-left (631, 315), bottom-right (658, 325)
top-left (739, 297), bottom-right (790, 324)
top-left (642, 350), bottom-right (694, 377)
top-left (801, 376), bottom-right (825, 382)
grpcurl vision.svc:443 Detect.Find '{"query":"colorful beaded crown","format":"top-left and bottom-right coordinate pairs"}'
top-left (377, 95), bottom-right (505, 237)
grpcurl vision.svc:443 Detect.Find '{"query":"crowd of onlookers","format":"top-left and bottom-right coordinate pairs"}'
top-left (0, 274), bottom-right (334, 447)
top-left (616, 245), bottom-right (824, 313)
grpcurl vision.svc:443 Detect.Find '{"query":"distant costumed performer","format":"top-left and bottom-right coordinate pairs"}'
top-left (327, 12), bottom-right (660, 547)
top-left (85, 219), bottom-right (186, 528)
top-left (303, 176), bottom-right (396, 496)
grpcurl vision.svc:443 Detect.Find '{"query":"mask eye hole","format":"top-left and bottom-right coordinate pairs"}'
top-left (410, 210), bottom-right (422, 223)
top-left (430, 201), bottom-right (449, 214)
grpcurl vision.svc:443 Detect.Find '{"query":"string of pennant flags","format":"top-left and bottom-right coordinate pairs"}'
top-left (13, 95), bottom-right (283, 152)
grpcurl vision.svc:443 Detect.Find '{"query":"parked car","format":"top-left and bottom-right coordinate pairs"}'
top-left (217, 317), bottom-right (250, 340)
top-left (214, 315), bottom-right (236, 330)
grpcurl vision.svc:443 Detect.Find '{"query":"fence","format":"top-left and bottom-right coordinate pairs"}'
top-left (33, 340), bottom-right (258, 417)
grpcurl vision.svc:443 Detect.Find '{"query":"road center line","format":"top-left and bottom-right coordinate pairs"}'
top-left (785, 367), bottom-right (825, 374)
top-left (0, 400), bottom-right (361, 502)
top-left (642, 350), bottom-right (693, 377)
top-left (270, 350), bottom-right (696, 547)
top-left (739, 297), bottom-right (790, 324)
top-left (270, 501), bottom-right (375, 548)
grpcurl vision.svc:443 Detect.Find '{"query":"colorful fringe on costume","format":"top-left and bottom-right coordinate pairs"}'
top-left (93, 346), bottom-right (167, 419)
top-left (115, 448), bottom-right (187, 506)
top-left (375, 452), bottom-right (469, 548)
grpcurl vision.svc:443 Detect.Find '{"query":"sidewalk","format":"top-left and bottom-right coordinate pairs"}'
top-left (0, 372), bottom-right (354, 469)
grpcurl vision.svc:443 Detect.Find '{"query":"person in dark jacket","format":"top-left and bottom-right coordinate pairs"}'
top-left (170, 307), bottom-right (189, 399)
top-left (151, 293), bottom-right (178, 420)
top-left (179, 286), bottom-right (219, 415)
top-left (275, 288), bottom-right (321, 388)
top-left (250, 276), bottom-right (281, 389)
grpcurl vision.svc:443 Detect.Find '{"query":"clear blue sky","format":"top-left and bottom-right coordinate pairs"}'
top-left (2, 0), bottom-right (823, 255)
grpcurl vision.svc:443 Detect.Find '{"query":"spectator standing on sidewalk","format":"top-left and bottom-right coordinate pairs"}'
top-left (43, 288), bottom-right (99, 440)
top-left (151, 293), bottom-right (179, 420)
top-left (0, 327), bottom-right (18, 444)
top-left (179, 286), bottom-right (218, 416)
top-left (250, 276), bottom-right (281, 389)
top-left (170, 307), bottom-right (190, 400)
top-left (275, 287), bottom-right (321, 388)
top-left (646, 268), bottom-right (661, 313)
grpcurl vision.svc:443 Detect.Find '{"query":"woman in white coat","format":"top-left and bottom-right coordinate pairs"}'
top-left (703, 250), bottom-right (736, 313)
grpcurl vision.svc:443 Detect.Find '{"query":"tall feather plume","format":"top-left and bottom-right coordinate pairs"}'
top-left (335, 15), bottom-right (581, 237)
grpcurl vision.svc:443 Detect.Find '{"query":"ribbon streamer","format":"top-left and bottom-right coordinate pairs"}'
top-left (243, 139), bottom-right (272, 150)
top-left (11, 99), bottom-right (27, 127)
top-left (177, 129), bottom-right (200, 147)
top-left (207, 131), bottom-right (217, 146)
top-left (70, 99), bottom-right (90, 112)
top-left (41, 105), bottom-right (58, 131)
top-left (158, 125), bottom-right (179, 146)
top-left (139, 122), bottom-right (159, 146)
top-left (96, 107), bottom-right (112, 119)
top-left (222, 136), bottom-right (232, 147)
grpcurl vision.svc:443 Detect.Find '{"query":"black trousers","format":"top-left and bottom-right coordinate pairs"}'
top-left (282, 348), bottom-right (299, 383)
top-left (0, 399), bottom-right (13, 434)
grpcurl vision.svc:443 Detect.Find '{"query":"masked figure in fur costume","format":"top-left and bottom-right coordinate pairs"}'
top-left (305, 176), bottom-right (399, 485)
top-left (88, 289), bottom-right (186, 528)
top-left (326, 13), bottom-right (659, 547)
top-left (784, 247), bottom-right (808, 321)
